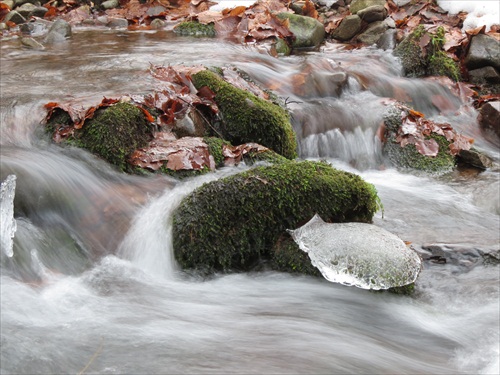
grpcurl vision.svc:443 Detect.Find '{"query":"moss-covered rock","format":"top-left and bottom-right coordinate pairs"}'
top-left (383, 104), bottom-right (456, 173)
top-left (394, 26), bottom-right (460, 81)
top-left (191, 69), bottom-right (298, 159)
top-left (173, 21), bottom-right (216, 37)
top-left (76, 102), bottom-right (153, 171)
top-left (172, 160), bottom-right (380, 273)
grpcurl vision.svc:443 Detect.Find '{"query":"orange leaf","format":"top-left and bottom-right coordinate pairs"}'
top-left (409, 109), bottom-right (424, 118)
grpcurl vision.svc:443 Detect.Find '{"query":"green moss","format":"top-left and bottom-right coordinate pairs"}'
top-left (191, 70), bottom-right (298, 159)
top-left (172, 160), bottom-right (380, 273)
top-left (243, 148), bottom-right (288, 166)
top-left (428, 50), bottom-right (461, 81)
top-left (159, 164), bottom-right (211, 179)
top-left (271, 234), bottom-right (321, 276)
top-left (393, 25), bottom-right (428, 78)
top-left (394, 25), bottom-right (461, 81)
top-left (174, 21), bottom-right (216, 37)
top-left (204, 136), bottom-right (230, 167)
top-left (76, 102), bottom-right (153, 171)
top-left (385, 133), bottom-right (455, 173)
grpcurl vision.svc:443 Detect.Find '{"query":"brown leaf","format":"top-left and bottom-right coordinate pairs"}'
top-left (415, 138), bottom-right (439, 157)
top-left (302, 0), bottom-right (318, 19)
top-left (449, 134), bottom-right (474, 155)
top-left (465, 25), bottom-right (486, 36)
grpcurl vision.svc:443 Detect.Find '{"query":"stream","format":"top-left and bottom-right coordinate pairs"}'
top-left (1, 29), bottom-right (499, 374)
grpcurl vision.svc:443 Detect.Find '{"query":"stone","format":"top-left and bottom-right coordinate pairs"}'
top-left (107, 18), bottom-right (129, 28)
top-left (357, 4), bottom-right (386, 23)
top-left (44, 19), bottom-right (72, 44)
top-left (28, 6), bottom-right (48, 18)
top-left (331, 14), bottom-right (361, 41)
top-left (465, 34), bottom-right (500, 71)
top-left (150, 18), bottom-right (165, 29)
top-left (468, 66), bottom-right (500, 85)
top-left (357, 20), bottom-right (387, 45)
top-left (349, 0), bottom-right (385, 14)
top-left (101, 0), bottom-right (119, 9)
top-left (457, 148), bottom-right (493, 170)
top-left (376, 28), bottom-right (397, 50)
top-left (0, 23), bottom-right (7, 30)
top-left (20, 36), bottom-right (44, 49)
top-left (14, 0), bottom-right (38, 6)
top-left (276, 12), bottom-right (325, 48)
top-left (15, 2), bottom-right (36, 17)
top-left (146, 6), bottom-right (167, 17)
top-left (3, 11), bottom-right (26, 25)
top-left (478, 101), bottom-right (500, 138)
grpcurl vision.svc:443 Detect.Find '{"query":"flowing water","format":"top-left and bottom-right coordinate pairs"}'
top-left (1, 30), bottom-right (499, 374)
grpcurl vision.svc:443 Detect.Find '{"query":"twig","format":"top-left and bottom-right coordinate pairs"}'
top-left (77, 338), bottom-right (104, 375)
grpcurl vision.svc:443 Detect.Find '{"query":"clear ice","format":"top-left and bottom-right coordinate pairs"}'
top-left (288, 214), bottom-right (422, 290)
top-left (1, 175), bottom-right (17, 258)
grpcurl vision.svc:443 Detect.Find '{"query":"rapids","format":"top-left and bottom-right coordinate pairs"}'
top-left (1, 30), bottom-right (499, 374)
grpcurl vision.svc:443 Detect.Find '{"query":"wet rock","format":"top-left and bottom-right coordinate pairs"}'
top-left (107, 18), bottom-right (129, 28)
top-left (173, 160), bottom-right (380, 273)
top-left (349, 0), bottom-right (385, 14)
top-left (357, 4), bottom-right (386, 23)
top-left (478, 101), bottom-right (500, 138)
top-left (101, 0), bottom-right (119, 9)
top-left (3, 11), bottom-right (26, 25)
top-left (15, 3), bottom-right (36, 18)
top-left (457, 148), bottom-right (493, 170)
top-left (417, 243), bottom-right (500, 268)
top-left (276, 13), bottom-right (325, 49)
top-left (146, 6), bottom-right (166, 17)
top-left (331, 14), bottom-right (361, 41)
top-left (28, 6), bottom-right (48, 18)
top-left (357, 20), bottom-right (387, 45)
top-left (468, 66), bottom-right (500, 85)
top-left (150, 18), bottom-right (165, 30)
top-left (376, 28), bottom-right (397, 50)
top-left (44, 19), bottom-right (72, 44)
top-left (465, 34), bottom-right (500, 71)
top-left (21, 36), bottom-right (44, 49)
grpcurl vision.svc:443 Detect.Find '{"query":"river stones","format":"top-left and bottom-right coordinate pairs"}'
top-left (276, 12), bottom-right (325, 49)
top-left (288, 214), bottom-right (422, 290)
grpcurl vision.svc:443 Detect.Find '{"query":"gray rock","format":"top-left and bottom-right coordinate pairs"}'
top-left (465, 34), bottom-right (500, 71)
top-left (376, 28), bottom-right (397, 50)
top-left (349, 0), bottom-right (385, 14)
top-left (469, 66), bottom-right (500, 85)
top-left (44, 19), bottom-right (72, 44)
top-left (15, 2), bottom-right (36, 17)
top-left (14, 0), bottom-right (38, 6)
top-left (357, 4), bottom-right (386, 23)
top-left (21, 36), bottom-right (44, 49)
top-left (357, 20), bottom-right (387, 45)
top-left (458, 148), bottom-right (493, 170)
top-left (146, 6), bottom-right (166, 17)
top-left (107, 17), bottom-right (129, 28)
top-left (276, 12), bottom-right (325, 48)
top-left (3, 10), bottom-right (26, 25)
top-left (101, 0), bottom-right (119, 10)
top-left (150, 18), bottom-right (165, 29)
top-left (28, 6), bottom-right (48, 18)
top-left (290, 1), bottom-right (305, 14)
top-left (478, 101), bottom-right (500, 138)
top-left (331, 14), bottom-right (361, 41)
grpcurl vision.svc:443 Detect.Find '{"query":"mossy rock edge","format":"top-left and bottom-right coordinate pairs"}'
top-left (191, 70), bottom-right (298, 160)
top-left (172, 160), bottom-right (380, 273)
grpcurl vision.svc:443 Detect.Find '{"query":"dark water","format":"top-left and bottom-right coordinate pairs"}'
top-left (1, 30), bottom-right (499, 374)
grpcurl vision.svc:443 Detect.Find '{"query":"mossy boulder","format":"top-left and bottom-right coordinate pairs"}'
top-left (349, 0), bottom-right (386, 15)
top-left (394, 26), bottom-right (460, 81)
top-left (276, 12), bottom-right (325, 49)
top-left (191, 69), bottom-right (298, 159)
top-left (173, 21), bottom-right (216, 37)
top-left (172, 160), bottom-right (380, 273)
top-left (382, 104), bottom-right (456, 173)
top-left (74, 102), bottom-right (153, 171)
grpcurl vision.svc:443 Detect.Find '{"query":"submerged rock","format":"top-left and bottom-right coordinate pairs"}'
top-left (288, 214), bottom-right (422, 290)
top-left (1, 175), bottom-right (17, 258)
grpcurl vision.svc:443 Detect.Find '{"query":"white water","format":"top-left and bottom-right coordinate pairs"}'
top-left (0, 175), bottom-right (17, 258)
top-left (1, 31), bottom-right (499, 374)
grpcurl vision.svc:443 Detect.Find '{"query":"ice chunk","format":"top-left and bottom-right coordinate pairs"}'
top-left (288, 214), bottom-right (422, 290)
top-left (1, 175), bottom-right (17, 258)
